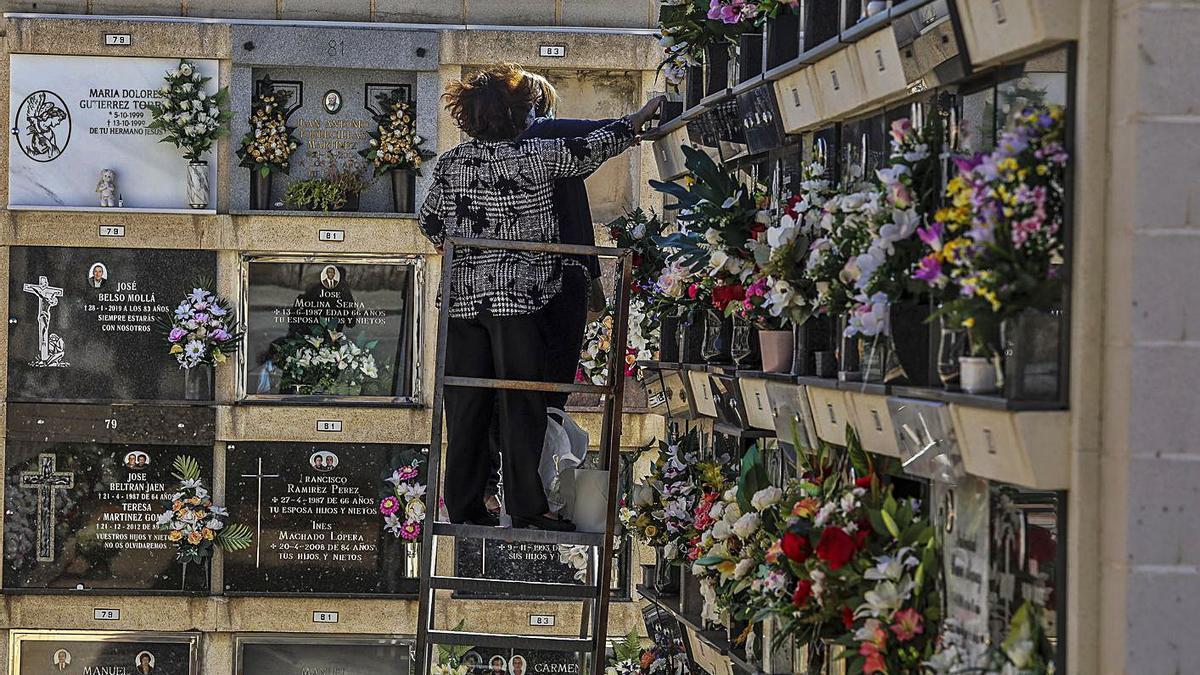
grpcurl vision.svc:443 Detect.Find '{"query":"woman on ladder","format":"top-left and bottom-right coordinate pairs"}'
top-left (418, 62), bottom-right (662, 531)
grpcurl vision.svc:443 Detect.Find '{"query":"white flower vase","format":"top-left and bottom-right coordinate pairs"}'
top-left (959, 356), bottom-right (999, 394)
top-left (187, 161), bottom-right (210, 209)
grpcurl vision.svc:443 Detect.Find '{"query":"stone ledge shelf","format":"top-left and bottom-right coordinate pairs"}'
top-left (7, 205), bottom-right (217, 215)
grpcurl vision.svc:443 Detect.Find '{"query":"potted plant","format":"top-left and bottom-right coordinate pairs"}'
top-left (162, 285), bottom-right (243, 401)
top-left (146, 59), bottom-right (232, 210)
top-left (361, 88), bottom-right (433, 214)
top-left (237, 77), bottom-right (301, 210)
top-left (283, 152), bottom-right (373, 212)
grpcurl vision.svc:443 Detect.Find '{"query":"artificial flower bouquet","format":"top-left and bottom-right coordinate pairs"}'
top-left (657, 0), bottom-right (743, 84)
top-left (379, 458), bottom-right (426, 542)
top-left (272, 319), bottom-right (383, 395)
top-left (758, 162), bottom-right (836, 326)
top-left (916, 106), bottom-right (1068, 358)
top-left (361, 87), bottom-right (433, 176)
top-left (578, 309), bottom-right (627, 386)
top-left (157, 455), bottom-right (252, 564)
top-left (237, 77), bottom-right (301, 179)
top-left (608, 209), bottom-right (669, 362)
top-left (164, 286), bottom-right (242, 369)
top-left (620, 430), bottom-right (725, 564)
top-left (147, 59), bottom-right (232, 163)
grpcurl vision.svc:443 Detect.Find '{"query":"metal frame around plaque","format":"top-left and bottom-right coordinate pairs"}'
top-left (237, 253), bottom-right (425, 406)
top-left (235, 633), bottom-right (415, 675)
top-left (9, 630), bottom-right (200, 674)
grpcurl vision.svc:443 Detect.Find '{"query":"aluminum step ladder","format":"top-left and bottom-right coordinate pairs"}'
top-left (415, 237), bottom-right (633, 675)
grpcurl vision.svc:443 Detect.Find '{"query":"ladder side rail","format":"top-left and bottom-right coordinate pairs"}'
top-left (416, 240), bottom-right (457, 674)
top-left (445, 236), bottom-right (623, 258)
top-left (589, 251), bottom-right (635, 675)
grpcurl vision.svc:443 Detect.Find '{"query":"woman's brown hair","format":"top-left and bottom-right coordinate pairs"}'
top-left (524, 71), bottom-right (559, 119)
top-left (443, 63), bottom-right (539, 141)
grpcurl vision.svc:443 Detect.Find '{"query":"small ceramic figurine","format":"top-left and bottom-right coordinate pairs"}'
top-left (96, 168), bottom-right (118, 208)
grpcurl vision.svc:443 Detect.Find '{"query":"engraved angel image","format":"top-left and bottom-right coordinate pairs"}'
top-left (14, 91), bottom-right (69, 161)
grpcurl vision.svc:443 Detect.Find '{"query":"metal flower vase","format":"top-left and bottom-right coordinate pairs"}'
top-left (679, 310), bottom-right (706, 364)
top-left (1002, 307), bottom-right (1063, 402)
top-left (390, 168), bottom-right (416, 213)
top-left (186, 161), bottom-right (210, 209)
top-left (652, 546), bottom-right (680, 595)
top-left (184, 365), bottom-right (213, 401)
top-left (836, 315), bottom-right (861, 381)
top-left (659, 312), bottom-right (681, 362)
top-left (251, 170), bottom-right (273, 210)
top-left (937, 310), bottom-right (967, 390)
top-left (731, 317), bottom-right (761, 369)
top-left (403, 541), bottom-right (420, 578)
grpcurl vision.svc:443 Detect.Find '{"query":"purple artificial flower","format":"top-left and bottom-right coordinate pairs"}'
top-left (917, 221), bottom-right (944, 249)
top-left (169, 327), bottom-right (187, 343)
top-left (952, 153), bottom-right (985, 175)
top-left (194, 313), bottom-right (210, 324)
top-left (210, 328), bottom-right (231, 342)
top-left (913, 255), bottom-right (944, 286)
top-left (174, 302), bottom-right (192, 320)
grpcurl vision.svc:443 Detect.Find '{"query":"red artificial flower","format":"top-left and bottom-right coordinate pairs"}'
top-left (842, 606), bottom-right (855, 629)
top-left (815, 527), bottom-right (857, 570)
top-left (791, 579), bottom-right (813, 608)
top-left (890, 608), bottom-right (924, 642)
top-left (687, 284), bottom-right (700, 299)
top-left (784, 194), bottom-right (803, 219)
top-left (854, 473), bottom-right (875, 489)
top-left (855, 528), bottom-right (871, 549)
top-left (632, 253), bottom-right (644, 269)
top-left (780, 531), bottom-right (811, 563)
top-left (711, 283), bottom-right (746, 312)
top-left (749, 221), bottom-right (766, 237)
top-left (859, 642), bottom-right (887, 675)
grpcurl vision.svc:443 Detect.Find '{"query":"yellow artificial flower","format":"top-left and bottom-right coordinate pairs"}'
top-left (962, 317), bottom-right (975, 328)
top-left (645, 525), bottom-right (658, 538)
top-left (187, 531), bottom-right (203, 545)
top-left (170, 344), bottom-right (184, 354)
top-left (168, 530), bottom-right (183, 542)
top-left (203, 527), bottom-right (214, 541)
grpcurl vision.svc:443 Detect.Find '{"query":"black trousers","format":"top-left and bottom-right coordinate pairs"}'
top-left (484, 268), bottom-right (591, 497)
top-left (444, 313), bottom-right (549, 521)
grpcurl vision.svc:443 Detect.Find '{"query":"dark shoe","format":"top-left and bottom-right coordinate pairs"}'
top-left (512, 514), bottom-right (577, 532)
top-left (450, 513), bottom-right (500, 527)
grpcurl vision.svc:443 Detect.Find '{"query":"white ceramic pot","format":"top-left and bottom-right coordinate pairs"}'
top-left (960, 356), bottom-right (999, 394)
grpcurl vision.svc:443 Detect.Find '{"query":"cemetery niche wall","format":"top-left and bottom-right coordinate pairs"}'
top-left (235, 635), bottom-right (412, 675)
top-left (240, 254), bottom-right (423, 403)
top-left (8, 54), bottom-right (220, 213)
top-left (7, 246), bottom-right (219, 402)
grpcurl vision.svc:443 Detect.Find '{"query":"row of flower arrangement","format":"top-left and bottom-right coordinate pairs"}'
top-left (583, 104), bottom-right (1068, 400)
top-left (141, 59), bottom-right (431, 213)
top-left (620, 430), bottom-right (1056, 674)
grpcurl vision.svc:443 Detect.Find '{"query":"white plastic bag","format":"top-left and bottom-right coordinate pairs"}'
top-left (539, 407), bottom-right (588, 514)
top-left (571, 469), bottom-right (610, 533)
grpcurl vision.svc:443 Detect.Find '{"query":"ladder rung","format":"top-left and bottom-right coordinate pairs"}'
top-left (432, 576), bottom-right (598, 599)
top-left (432, 521), bottom-right (605, 547)
top-left (444, 376), bottom-right (612, 395)
top-left (446, 236), bottom-right (624, 257)
top-left (427, 630), bottom-right (594, 652)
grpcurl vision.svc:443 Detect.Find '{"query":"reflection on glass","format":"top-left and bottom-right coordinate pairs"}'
top-left (958, 88), bottom-right (995, 155)
top-left (990, 488), bottom-right (1060, 666)
top-left (243, 257), bottom-right (420, 400)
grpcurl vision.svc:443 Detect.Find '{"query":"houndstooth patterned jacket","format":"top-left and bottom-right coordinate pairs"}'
top-left (419, 118), bottom-right (635, 319)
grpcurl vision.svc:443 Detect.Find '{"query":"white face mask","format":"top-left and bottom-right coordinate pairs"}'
top-left (525, 105), bottom-right (538, 130)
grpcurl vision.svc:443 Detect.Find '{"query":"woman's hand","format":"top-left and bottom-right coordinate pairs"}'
top-left (629, 96), bottom-right (667, 134)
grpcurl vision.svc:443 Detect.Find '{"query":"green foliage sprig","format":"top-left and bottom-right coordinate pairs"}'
top-left (147, 59), bottom-right (232, 162)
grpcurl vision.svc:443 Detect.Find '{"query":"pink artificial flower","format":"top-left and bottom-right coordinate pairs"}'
top-left (889, 118), bottom-right (912, 144)
top-left (859, 643), bottom-right (888, 675)
top-left (890, 607), bottom-right (924, 642)
top-left (169, 327), bottom-right (187, 343)
top-left (917, 221), bottom-right (944, 249)
top-left (399, 520), bottom-right (421, 541)
top-left (396, 465), bottom-right (420, 481)
top-left (913, 255), bottom-right (944, 285)
top-left (379, 496), bottom-right (401, 516)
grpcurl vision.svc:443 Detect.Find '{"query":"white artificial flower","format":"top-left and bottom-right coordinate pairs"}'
top-left (711, 520), bottom-right (732, 541)
top-left (750, 486), bottom-right (783, 512)
top-left (731, 512), bottom-right (760, 539)
top-left (733, 557), bottom-right (754, 579)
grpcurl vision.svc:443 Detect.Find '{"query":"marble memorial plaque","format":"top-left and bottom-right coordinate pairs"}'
top-left (8, 54), bottom-right (219, 211)
top-left (246, 67), bottom-right (416, 212)
top-left (223, 441), bottom-right (426, 595)
top-left (12, 631), bottom-right (197, 675)
top-left (7, 246), bottom-right (218, 402)
top-left (243, 256), bottom-right (422, 402)
top-left (3, 440), bottom-right (214, 592)
top-left (237, 635), bottom-right (410, 675)
top-left (934, 475), bottom-right (990, 663)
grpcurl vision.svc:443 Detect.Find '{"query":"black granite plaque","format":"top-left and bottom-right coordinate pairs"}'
top-left (14, 631), bottom-right (197, 675)
top-left (244, 256), bottom-right (420, 402)
top-left (7, 246), bottom-right (218, 403)
top-left (641, 604), bottom-right (691, 674)
top-left (3, 435), bottom-right (214, 593)
top-left (463, 649), bottom-right (583, 675)
top-left (453, 455), bottom-right (630, 600)
top-left (238, 636), bottom-right (410, 675)
top-left (736, 85), bottom-right (785, 156)
top-left (223, 441), bottom-right (426, 595)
